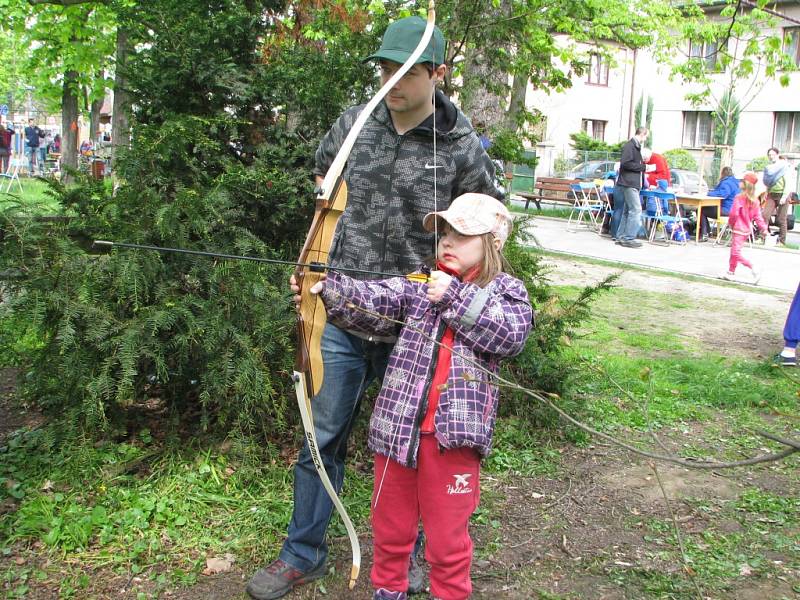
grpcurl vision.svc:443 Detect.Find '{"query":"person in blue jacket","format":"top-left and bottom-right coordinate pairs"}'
top-left (700, 166), bottom-right (738, 240)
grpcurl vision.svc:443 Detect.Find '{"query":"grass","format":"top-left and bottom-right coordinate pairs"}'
top-left (1, 254), bottom-right (798, 598)
top-left (0, 178), bottom-right (62, 215)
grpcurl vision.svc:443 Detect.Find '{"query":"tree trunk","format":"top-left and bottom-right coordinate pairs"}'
top-left (89, 95), bottom-right (103, 141)
top-left (62, 70), bottom-right (80, 182)
top-left (460, 46), bottom-right (507, 131)
top-left (457, 0), bottom-right (511, 133)
top-left (504, 70), bottom-right (529, 131)
top-left (111, 26), bottom-right (132, 161)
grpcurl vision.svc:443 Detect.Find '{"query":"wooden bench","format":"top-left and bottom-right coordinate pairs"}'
top-left (517, 177), bottom-right (580, 210)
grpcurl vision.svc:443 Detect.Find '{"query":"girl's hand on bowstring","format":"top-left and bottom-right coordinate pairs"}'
top-left (426, 270), bottom-right (452, 304)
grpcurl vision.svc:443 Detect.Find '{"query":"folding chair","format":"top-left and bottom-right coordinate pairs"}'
top-left (0, 156), bottom-right (23, 194)
top-left (644, 190), bottom-right (685, 245)
top-left (714, 216), bottom-right (754, 248)
top-left (567, 181), bottom-right (604, 232)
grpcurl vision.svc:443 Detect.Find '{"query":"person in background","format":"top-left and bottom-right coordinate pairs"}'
top-left (309, 193), bottom-right (532, 600)
top-left (762, 147), bottom-right (789, 246)
top-left (0, 122), bottom-right (10, 173)
top-left (720, 173), bottom-right (768, 284)
top-left (699, 166), bottom-right (738, 241)
top-left (53, 134), bottom-right (61, 153)
top-left (643, 149), bottom-right (670, 189)
top-left (616, 127), bottom-right (654, 248)
top-left (775, 282), bottom-right (800, 366)
top-left (23, 119), bottom-right (40, 175)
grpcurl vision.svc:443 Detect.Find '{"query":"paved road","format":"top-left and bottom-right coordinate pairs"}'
top-left (518, 214), bottom-right (800, 294)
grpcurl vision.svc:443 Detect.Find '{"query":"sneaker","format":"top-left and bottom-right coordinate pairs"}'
top-left (720, 271), bottom-right (735, 281)
top-left (773, 353), bottom-right (797, 367)
top-left (407, 550), bottom-right (424, 594)
top-left (620, 239), bottom-right (643, 248)
top-left (751, 266), bottom-right (762, 285)
top-left (374, 589), bottom-right (408, 600)
top-left (246, 559), bottom-right (326, 600)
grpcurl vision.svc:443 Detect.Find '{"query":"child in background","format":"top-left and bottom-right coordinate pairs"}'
top-left (721, 172), bottom-right (768, 284)
top-left (308, 193), bottom-right (533, 600)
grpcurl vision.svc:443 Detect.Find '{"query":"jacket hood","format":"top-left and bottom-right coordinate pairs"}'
top-left (373, 89), bottom-right (473, 140)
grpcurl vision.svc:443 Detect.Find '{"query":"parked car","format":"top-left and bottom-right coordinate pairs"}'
top-left (670, 169), bottom-right (708, 195)
top-left (566, 160), bottom-right (617, 181)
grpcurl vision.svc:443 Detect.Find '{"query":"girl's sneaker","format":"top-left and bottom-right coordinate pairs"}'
top-left (720, 271), bottom-right (735, 281)
top-left (751, 266), bottom-right (762, 284)
top-left (374, 589), bottom-right (407, 600)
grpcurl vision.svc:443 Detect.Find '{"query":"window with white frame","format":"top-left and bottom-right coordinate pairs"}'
top-left (582, 119), bottom-right (606, 141)
top-left (682, 112), bottom-right (713, 147)
top-left (774, 112), bottom-right (800, 153)
top-left (586, 53), bottom-right (609, 86)
top-left (689, 39), bottom-right (720, 71)
top-left (785, 27), bottom-right (800, 67)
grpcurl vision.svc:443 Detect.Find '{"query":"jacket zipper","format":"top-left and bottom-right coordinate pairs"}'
top-left (406, 317), bottom-right (447, 467)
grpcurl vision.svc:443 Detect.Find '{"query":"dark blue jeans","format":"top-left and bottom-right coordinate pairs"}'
top-left (280, 323), bottom-right (393, 572)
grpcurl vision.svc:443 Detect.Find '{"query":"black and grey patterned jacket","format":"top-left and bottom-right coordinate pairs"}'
top-left (314, 90), bottom-right (502, 280)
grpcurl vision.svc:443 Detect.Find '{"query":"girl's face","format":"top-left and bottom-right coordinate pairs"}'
top-left (437, 224), bottom-right (496, 275)
top-left (768, 149), bottom-right (779, 162)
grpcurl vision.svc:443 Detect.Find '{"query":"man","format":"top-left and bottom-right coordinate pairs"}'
top-left (762, 147), bottom-right (789, 246)
top-left (615, 127), bottom-right (653, 248)
top-left (246, 16), bottom-right (500, 600)
top-left (644, 148), bottom-right (670, 189)
top-left (24, 119), bottom-right (40, 175)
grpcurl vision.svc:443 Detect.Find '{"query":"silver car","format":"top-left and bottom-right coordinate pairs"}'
top-left (670, 169), bottom-right (709, 195)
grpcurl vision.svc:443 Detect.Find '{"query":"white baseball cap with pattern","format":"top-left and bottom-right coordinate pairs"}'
top-left (423, 193), bottom-right (512, 247)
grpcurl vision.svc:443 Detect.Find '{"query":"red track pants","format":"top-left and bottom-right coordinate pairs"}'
top-left (371, 434), bottom-right (481, 600)
top-left (729, 232), bottom-right (753, 273)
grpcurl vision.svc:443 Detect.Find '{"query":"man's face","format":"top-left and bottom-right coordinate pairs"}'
top-left (635, 131), bottom-right (648, 144)
top-left (379, 60), bottom-right (444, 115)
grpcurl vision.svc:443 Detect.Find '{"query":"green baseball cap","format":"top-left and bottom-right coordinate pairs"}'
top-left (364, 16), bottom-right (446, 65)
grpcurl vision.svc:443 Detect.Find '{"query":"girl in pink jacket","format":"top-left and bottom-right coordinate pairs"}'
top-left (721, 172), bottom-right (768, 284)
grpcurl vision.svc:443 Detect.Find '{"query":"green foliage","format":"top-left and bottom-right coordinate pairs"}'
top-left (663, 148), bottom-right (698, 171)
top-left (500, 225), bottom-right (617, 426)
top-left (668, 0), bottom-right (795, 107)
top-left (569, 131), bottom-right (623, 153)
top-left (746, 156), bottom-right (769, 172)
top-left (488, 128), bottom-right (537, 169)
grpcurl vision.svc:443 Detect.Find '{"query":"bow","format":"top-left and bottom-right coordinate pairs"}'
top-left (292, 0), bottom-right (437, 589)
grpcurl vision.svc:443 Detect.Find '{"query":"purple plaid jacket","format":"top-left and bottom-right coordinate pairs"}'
top-left (321, 270), bottom-right (533, 468)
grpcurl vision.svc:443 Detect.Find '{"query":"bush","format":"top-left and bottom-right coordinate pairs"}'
top-left (663, 148), bottom-right (697, 171)
top-left (746, 156), bottom-right (769, 172)
top-left (499, 218), bottom-right (616, 427)
top-left (569, 131), bottom-right (624, 153)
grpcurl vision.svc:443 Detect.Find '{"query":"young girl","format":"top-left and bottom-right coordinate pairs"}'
top-left (721, 172), bottom-right (768, 284)
top-left (309, 193), bottom-right (533, 600)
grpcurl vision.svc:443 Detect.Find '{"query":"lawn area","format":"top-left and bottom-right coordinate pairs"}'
top-left (0, 254), bottom-right (797, 599)
top-left (0, 177), bottom-right (63, 215)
